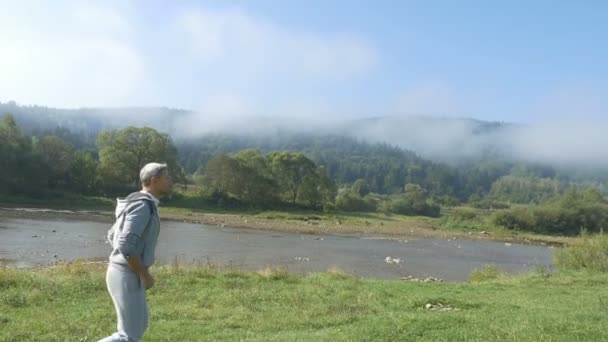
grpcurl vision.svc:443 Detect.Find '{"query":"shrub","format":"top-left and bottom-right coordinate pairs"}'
top-left (493, 189), bottom-right (608, 235)
top-left (470, 199), bottom-right (510, 210)
top-left (554, 234), bottom-right (608, 272)
top-left (387, 197), bottom-right (440, 217)
top-left (469, 264), bottom-right (501, 282)
top-left (335, 190), bottom-right (376, 212)
top-left (493, 207), bottom-right (536, 231)
top-left (450, 208), bottom-right (478, 221)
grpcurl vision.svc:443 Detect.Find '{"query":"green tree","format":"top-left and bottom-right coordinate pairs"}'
top-left (235, 149), bottom-right (272, 177)
top-left (200, 154), bottom-right (242, 197)
top-left (68, 151), bottom-right (98, 193)
top-left (234, 150), bottom-right (279, 206)
top-left (351, 179), bottom-right (370, 197)
top-left (384, 184), bottom-right (440, 217)
top-left (300, 167), bottom-right (337, 210)
top-left (201, 153), bottom-right (279, 207)
top-left (335, 189), bottom-right (376, 212)
top-left (0, 113), bottom-right (40, 194)
top-left (268, 152), bottom-right (316, 204)
top-left (489, 175), bottom-right (562, 204)
top-left (97, 127), bottom-right (184, 193)
top-left (34, 135), bottom-right (75, 187)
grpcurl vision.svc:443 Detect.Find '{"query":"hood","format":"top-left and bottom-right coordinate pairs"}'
top-left (115, 192), bottom-right (156, 218)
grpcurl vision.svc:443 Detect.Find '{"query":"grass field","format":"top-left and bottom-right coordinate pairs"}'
top-left (1, 263), bottom-right (606, 341)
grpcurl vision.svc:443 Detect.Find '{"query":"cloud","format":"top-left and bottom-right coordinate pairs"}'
top-left (504, 120), bottom-right (608, 166)
top-left (173, 92), bottom-right (344, 138)
top-left (493, 84), bottom-right (608, 166)
top-left (0, 1), bottom-right (144, 107)
top-left (167, 6), bottom-right (379, 135)
top-left (0, 2), bottom-right (378, 111)
top-left (175, 7), bottom-right (378, 82)
top-left (174, 93), bottom-right (257, 136)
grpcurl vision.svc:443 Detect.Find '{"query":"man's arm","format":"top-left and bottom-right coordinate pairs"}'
top-left (128, 255), bottom-right (155, 289)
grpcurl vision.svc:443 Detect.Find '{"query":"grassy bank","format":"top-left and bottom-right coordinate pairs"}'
top-left (1, 264), bottom-right (607, 341)
top-left (0, 193), bottom-right (575, 246)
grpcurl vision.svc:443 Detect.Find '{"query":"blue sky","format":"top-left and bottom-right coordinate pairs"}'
top-left (1, 0), bottom-right (607, 123)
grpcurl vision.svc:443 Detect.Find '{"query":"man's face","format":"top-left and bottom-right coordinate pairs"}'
top-left (152, 171), bottom-right (173, 194)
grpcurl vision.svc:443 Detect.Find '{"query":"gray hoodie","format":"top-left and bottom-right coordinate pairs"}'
top-left (107, 192), bottom-right (160, 270)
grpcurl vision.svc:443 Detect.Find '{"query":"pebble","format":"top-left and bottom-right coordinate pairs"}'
top-left (385, 256), bottom-right (402, 264)
top-left (401, 276), bottom-right (443, 283)
top-left (424, 302), bottom-right (461, 311)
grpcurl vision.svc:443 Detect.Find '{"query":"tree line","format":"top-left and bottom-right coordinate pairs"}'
top-left (0, 114), bottom-right (183, 197)
top-left (2, 112), bottom-right (607, 221)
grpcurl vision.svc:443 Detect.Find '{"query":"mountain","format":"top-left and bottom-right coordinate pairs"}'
top-left (2, 101), bottom-right (607, 170)
top-left (1, 101), bottom-right (510, 160)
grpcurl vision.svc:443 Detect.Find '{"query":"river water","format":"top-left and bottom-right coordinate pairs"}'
top-left (0, 216), bottom-right (554, 281)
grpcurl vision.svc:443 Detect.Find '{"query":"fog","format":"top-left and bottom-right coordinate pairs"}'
top-left (171, 109), bottom-right (608, 168)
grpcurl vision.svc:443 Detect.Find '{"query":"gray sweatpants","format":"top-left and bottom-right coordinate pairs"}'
top-left (98, 264), bottom-right (149, 342)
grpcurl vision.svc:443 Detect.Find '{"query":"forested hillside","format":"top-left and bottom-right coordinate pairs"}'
top-left (2, 101), bottom-right (608, 233)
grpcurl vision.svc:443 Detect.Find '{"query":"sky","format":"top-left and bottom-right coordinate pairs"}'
top-left (1, 0), bottom-right (607, 123)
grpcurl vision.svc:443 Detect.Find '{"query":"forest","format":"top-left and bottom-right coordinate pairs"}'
top-left (2, 106), bottom-right (607, 236)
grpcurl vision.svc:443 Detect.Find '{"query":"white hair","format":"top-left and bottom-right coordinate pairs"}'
top-left (140, 162), bottom-right (168, 186)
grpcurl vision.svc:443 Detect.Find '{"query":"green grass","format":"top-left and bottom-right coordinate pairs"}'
top-left (555, 233), bottom-right (608, 272)
top-left (1, 264), bottom-right (607, 341)
top-left (469, 264), bottom-right (502, 282)
top-left (437, 207), bottom-right (500, 233)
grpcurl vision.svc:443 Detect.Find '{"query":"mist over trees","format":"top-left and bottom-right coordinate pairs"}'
top-left (5, 101), bottom-right (608, 171)
top-left (2, 104), bottom-right (608, 233)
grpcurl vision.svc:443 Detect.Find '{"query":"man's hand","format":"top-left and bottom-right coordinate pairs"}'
top-left (141, 272), bottom-right (155, 289)
top-left (127, 255), bottom-right (154, 289)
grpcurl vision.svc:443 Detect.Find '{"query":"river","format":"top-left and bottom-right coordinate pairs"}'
top-left (0, 216), bottom-right (554, 281)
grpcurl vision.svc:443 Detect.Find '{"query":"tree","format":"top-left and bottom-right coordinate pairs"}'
top-left (200, 153), bottom-right (279, 207)
top-left (0, 114), bottom-right (22, 191)
top-left (200, 154), bottom-right (242, 197)
top-left (34, 135), bottom-right (75, 187)
top-left (300, 167), bottom-right (337, 209)
top-left (335, 189), bottom-right (376, 212)
top-left (69, 151), bottom-right (98, 193)
top-left (351, 179), bottom-right (370, 197)
top-left (384, 184), bottom-right (440, 217)
top-left (0, 113), bottom-right (38, 194)
top-left (96, 127), bottom-right (184, 193)
top-left (489, 175), bottom-right (562, 204)
top-left (234, 150), bottom-right (279, 206)
top-left (268, 152), bottom-right (316, 204)
top-left (235, 149), bottom-right (272, 177)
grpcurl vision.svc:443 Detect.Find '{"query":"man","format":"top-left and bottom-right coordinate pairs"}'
top-left (99, 163), bottom-right (172, 342)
